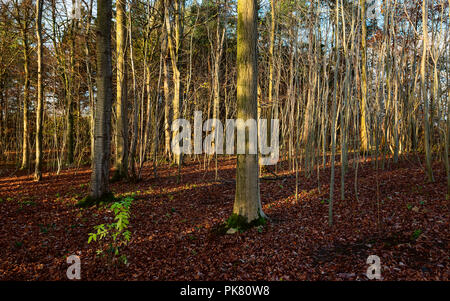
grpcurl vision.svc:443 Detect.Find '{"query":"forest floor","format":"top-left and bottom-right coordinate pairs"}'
top-left (0, 154), bottom-right (448, 281)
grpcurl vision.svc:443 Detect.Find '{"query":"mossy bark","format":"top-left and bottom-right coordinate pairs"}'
top-left (232, 0), bottom-right (266, 225)
top-left (77, 192), bottom-right (116, 208)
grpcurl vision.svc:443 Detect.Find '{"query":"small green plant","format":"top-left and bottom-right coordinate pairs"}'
top-left (39, 224), bottom-right (48, 234)
top-left (88, 197), bottom-right (133, 264)
top-left (20, 200), bottom-right (36, 206)
top-left (119, 254), bottom-right (128, 264)
top-left (54, 192), bottom-right (64, 202)
top-left (406, 204), bottom-right (413, 210)
top-left (411, 229), bottom-right (422, 241)
top-left (257, 225), bottom-right (264, 233)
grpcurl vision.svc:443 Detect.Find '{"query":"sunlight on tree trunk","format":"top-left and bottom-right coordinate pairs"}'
top-left (360, 0), bottom-right (368, 153)
top-left (34, 0), bottom-right (43, 181)
top-left (91, 0), bottom-right (113, 199)
top-left (114, 0), bottom-right (129, 180)
top-left (233, 0), bottom-right (265, 224)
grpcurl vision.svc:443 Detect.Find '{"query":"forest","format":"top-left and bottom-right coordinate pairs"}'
top-left (0, 0), bottom-right (448, 282)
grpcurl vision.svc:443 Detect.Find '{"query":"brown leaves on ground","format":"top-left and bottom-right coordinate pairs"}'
top-left (0, 156), bottom-right (448, 280)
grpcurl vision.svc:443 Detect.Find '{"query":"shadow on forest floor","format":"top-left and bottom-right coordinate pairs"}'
top-left (0, 154), bottom-right (448, 280)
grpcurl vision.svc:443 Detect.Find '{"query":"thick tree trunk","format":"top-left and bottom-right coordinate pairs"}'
top-left (232, 0), bottom-right (265, 223)
top-left (91, 0), bottom-right (113, 199)
top-left (114, 0), bottom-right (129, 179)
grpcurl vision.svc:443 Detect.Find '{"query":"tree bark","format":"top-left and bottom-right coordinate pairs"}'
top-left (91, 0), bottom-right (113, 199)
top-left (114, 0), bottom-right (129, 179)
top-left (421, 0), bottom-right (434, 182)
top-left (359, 0), bottom-right (369, 152)
top-left (66, 1), bottom-right (76, 165)
top-left (329, 0), bottom-right (340, 226)
top-left (164, 0), bottom-right (184, 167)
top-left (19, 11), bottom-right (30, 170)
top-left (233, 0), bottom-right (265, 223)
top-left (34, 0), bottom-right (44, 181)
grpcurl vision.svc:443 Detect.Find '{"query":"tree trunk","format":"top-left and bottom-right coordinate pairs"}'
top-left (91, 0), bottom-right (113, 199)
top-left (421, 0), bottom-right (434, 182)
top-left (165, 0), bottom-right (184, 168)
top-left (128, 0), bottom-right (139, 179)
top-left (329, 0), bottom-right (340, 226)
top-left (232, 0), bottom-right (265, 224)
top-left (163, 56), bottom-right (171, 157)
top-left (359, 0), bottom-right (368, 152)
top-left (34, 0), bottom-right (44, 181)
top-left (66, 4), bottom-right (76, 166)
top-left (162, 24), bottom-right (171, 158)
top-left (84, 0), bottom-right (95, 167)
top-left (114, 0), bottom-right (129, 179)
top-left (19, 20), bottom-right (30, 170)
